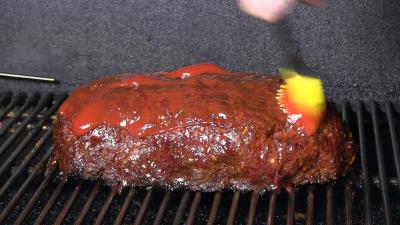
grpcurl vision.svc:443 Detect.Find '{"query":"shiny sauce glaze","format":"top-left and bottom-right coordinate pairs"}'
top-left (59, 63), bottom-right (285, 137)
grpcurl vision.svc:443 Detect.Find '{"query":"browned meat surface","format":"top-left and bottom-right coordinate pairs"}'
top-left (50, 64), bottom-right (356, 191)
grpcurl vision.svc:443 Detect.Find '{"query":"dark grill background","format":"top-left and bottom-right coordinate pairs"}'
top-left (0, 92), bottom-right (399, 225)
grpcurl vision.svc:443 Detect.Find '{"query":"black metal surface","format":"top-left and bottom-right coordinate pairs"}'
top-left (0, 92), bottom-right (399, 225)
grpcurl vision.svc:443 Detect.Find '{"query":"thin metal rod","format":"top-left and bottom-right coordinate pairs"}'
top-left (306, 186), bottom-right (315, 225)
top-left (227, 191), bottom-right (240, 225)
top-left (0, 91), bottom-right (12, 109)
top-left (207, 192), bottom-right (222, 225)
top-left (54, 183), bottom-right (82, 225)
top-left (13, 168), bottom-right (56, 225)
top-left (0, 127), bottom-right (52, 180)
top-left (152, 191), bottom-right (172, 225)
top-left (246, 192), bottom-right (259, 225)
top-left (74, 182), bottom-right (102, 225)
top-left (0, 93), bottom-right (53, 156)
top-left (114, 188), bottom-right (136, 225)
top-left (345, 182), bottom-right (353, 225)
top-left (267, 191), bottom-right (278, 225)
top-left (371, 102), bottom-right (393, 225)
top-left (326, 185), bottom-right (333, 225)
top-left (385, 102), bottom-right (400, 187)
top-left (186, 192), bottom-right (202, 225)
top-left (0, 72), bottom-right (57, 82)
top-left (0, 93), bottom-right (39, 138)
top-left (0, 135), bottom-right (52, 198)
top-left (94, 187), bottom-right (118, 225)
top-left (0, 92), bottom-right (25, 121)
top-left (0, 146), bottom-right (52, 199)
top-left (286, 188), bottom-right (296, 225)
top-left (172, 191), bottom-right (191, 225)
top-left (0, 154), bottom-right (53, 224)
top-left (133, 189), bottom-right (154, 225)
top-left (0, 94), bottom-right (65, 176)
top-left (356, 101), bottom-right (372, 225)
top-left (34, 179), bottom-right (67, 225)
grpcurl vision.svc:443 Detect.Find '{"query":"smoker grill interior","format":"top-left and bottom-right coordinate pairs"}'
top-left (0, 92), bottom-right (399, 225)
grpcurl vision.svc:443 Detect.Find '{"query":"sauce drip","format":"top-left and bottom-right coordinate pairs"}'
top-left (59, 64), bottom-right (281, 137)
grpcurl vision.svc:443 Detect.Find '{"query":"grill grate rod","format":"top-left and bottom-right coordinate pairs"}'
top-left (207, 192), bottom-right (222, 225)
top-left (306, 186), bottom-right (315, 225)
top-left (286, 188), bottom-right (295, 225)
top-left (371, 102), bottom-right (393, 225)
top-left (356, 101), bottom-right (373, 225)
top-left (0, 93), bottom-right (52, 156)
top-left (267, 190), bottom-right (278, 225)
top-left (114, 188), bottom-right (136, 225)
top-left (0, 91), bottom-right (12, 110)
top-left (0, 148), bottom-right (53, 223)
top-left (14, 167), bottom-right (56, 225)
top-left (133, 188), bottom-right (154, 225)
top-left (246, 192), bottom-right (259, 225)
top-left (0, 93), bottom-right (39, 138)
top-left (172, 190), bottom-right (191, 225)
top-left (54, 182), bottom-right (82, 225)
top-left (227, 191), bottom-right (240, 225)
top-left (186, 191), bottom-right (202, 225)
top-left (0, 128), bottom-right (52, 197)
top-left (385, 102), bottom-right (400, 186)
top-left (325, 185), bottom-right (334, 225)
top-left (0, 94), bottom-right (65, 177)
top-left (74, 181), bottom-right (102, 225)
top-left (152, 190), bottom-right (171, 225)
top-left (94, 187), bottom-right (117, 225)
top-left (341, 101), bottom-right (353, 225)
top-left (0, 92), bottom-right (25, 121)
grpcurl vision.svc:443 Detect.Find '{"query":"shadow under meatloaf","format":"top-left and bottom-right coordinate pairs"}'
top-left (50, 70), bottom-right (355, 192)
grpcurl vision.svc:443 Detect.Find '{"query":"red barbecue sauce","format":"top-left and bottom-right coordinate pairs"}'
top-left (59, 63), bottom-right (282, 137)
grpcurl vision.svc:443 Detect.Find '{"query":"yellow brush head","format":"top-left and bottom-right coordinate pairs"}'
top-left (277, 68), bottom-right (326, 135)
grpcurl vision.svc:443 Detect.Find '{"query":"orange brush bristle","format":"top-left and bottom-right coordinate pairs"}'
top-left (277, 68), bottom-right (326, 135)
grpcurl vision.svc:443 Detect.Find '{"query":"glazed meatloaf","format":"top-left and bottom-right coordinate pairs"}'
top-left (50, 64), bottom-right (355, 191)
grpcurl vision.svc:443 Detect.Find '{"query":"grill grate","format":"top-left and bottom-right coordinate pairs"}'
top-left (0, 92), bottom-right (399, 225)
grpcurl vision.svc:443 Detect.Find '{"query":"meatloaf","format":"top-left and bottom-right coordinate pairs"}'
top-left (50, 64), bottom-right (355, 191)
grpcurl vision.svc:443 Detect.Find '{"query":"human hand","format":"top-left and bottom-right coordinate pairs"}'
top-left (238, 0), bottom-right (325, 23)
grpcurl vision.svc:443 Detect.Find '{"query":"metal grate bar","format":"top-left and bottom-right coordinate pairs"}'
top-left (152, 190), bottom-right (172, 225)
top-left (172, 191), bottom-right (191, 225)
top-left (74, 181), bottom-right (102, 225)
top-left (371, 102), bottom-right (393, 225)
top-left (0, 149), bottom-right (53, 223)
top-left (0, 130), bottom-right (52, 197)
top-left (341, 101), bottom-right (354, 225)
top-left (0, 91), bottom-right (12, 110)
top-left (33, 179), bottom-right (67, 225)
top-left (0, 92), bottom-right (25, 121)
top-left (326, 185), bottom-right (334, 225)
top-left (246, 192), bottom-right (259, 225)
top-left (186, 191), bottom-right (202, 225)
top-left (227, 191), bottom-right (240, 225)
top-left (54, 182), bottom-right (82, 225)
top-left (306, 186), bottom-right (315, 225)
top-left (356, 101), bottom-right (372, 225)
top-left (207, 192), bottom-right (221, 225)
top-left (13, 168), bottom-right (56, 225)
top-left (344, 182), bottom-right (353, 225)
top-left (286, 188), bottom-right (295, 225)
top-left (267, 191), bottom-right (278, 225)
top-left (114, 188), bottom-right (136, 225)
top-left (133, 188), bottom-right (154, 225)
top-left (385, 102), bottom-right (400, 186)
top-left (0, 93), bottom-right (39, 138)
top-left (0, 93), bottom-right (53, 156)
top-left (94, 187), bottom-right (118, 225)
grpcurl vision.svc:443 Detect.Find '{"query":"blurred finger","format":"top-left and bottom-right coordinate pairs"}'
top-left (238, 0), bottom-right (296, 23)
